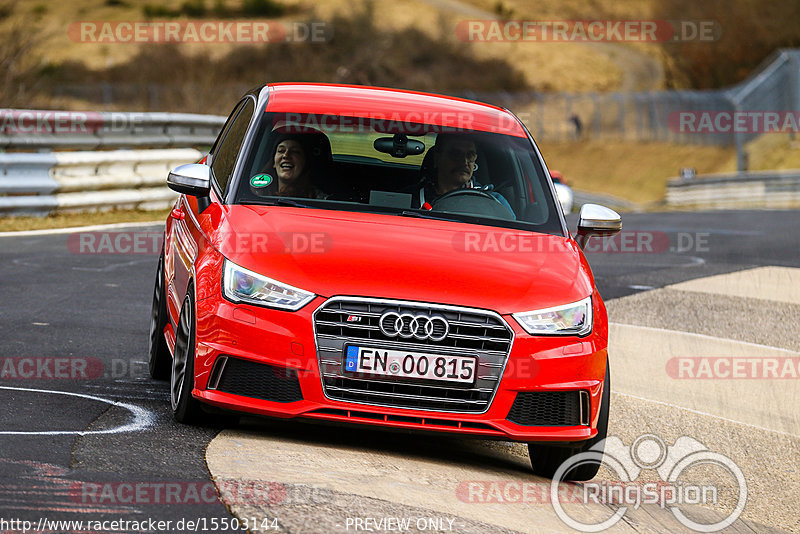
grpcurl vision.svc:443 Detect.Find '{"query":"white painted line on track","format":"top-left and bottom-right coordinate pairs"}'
top-left (0, 220), bottom-right (163, 237)
top-left (615, 391), bottom-right (800, 440)
top-left (0, 385), bottom-right (154, 436)
top-left (72, 258), bottom-right (154, 272)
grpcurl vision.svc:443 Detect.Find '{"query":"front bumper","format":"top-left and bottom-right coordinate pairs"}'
top-left (191, 292), bottom-right (608, 443)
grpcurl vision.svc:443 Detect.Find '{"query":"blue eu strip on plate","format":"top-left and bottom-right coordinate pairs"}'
top-left (345, 345), bottom-right (359, 371)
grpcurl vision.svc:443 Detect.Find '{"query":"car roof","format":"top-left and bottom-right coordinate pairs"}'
top-left (262, 83), bottom-right (528, 138)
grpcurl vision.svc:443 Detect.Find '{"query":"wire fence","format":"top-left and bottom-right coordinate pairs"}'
top-left (466, 89), bottom-right (735, 145)
top-left (470, 50), bottom-right (800, 150)
top-left (24, 50), bottom-right (800, 170)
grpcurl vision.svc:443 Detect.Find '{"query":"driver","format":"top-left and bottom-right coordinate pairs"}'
top-left (413, 134), bottom-right (514, 216)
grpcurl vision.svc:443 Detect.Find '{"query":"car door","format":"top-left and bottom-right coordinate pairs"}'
top-left (166, 97), bottom-right (256, 326)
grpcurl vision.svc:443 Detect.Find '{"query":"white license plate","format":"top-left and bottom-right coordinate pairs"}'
top-left (344, 346), bottom-right (476, 384)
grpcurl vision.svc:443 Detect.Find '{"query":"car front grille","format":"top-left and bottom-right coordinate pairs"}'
top-left (506, 391), bottom-right (589, 426)
top-left (313, 297), bottom-right (514, 413)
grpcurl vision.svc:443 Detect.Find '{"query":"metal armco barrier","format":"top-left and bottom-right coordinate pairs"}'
top-left (0, 110), bottom-right (223, 216)
top-left (0, 148), bottom-right (203, 215)
top-left (3, 109), bottom-right (798, 215)
top-left (667, 170), bottom-right (800, 209)
top-left (0, 110), bottom-right (225, 150)
top-left (572, 190), bottom-right (639, 212)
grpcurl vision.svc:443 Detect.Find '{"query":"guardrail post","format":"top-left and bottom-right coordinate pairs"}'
top-left (734, 99), bottom-right (747, 172)
top-left (791, 51), bottom-right (800, 142)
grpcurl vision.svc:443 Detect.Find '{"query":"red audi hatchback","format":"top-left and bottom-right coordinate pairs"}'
top-left (148, 84), bottom-right (621, 480)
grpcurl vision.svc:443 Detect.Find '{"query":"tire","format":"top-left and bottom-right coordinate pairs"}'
top-left (528, 359), bottom-right (610, 481)
top-left (170, 290), bottom-right (204, 424)
top-left (148, 253), bottom-right (171, 380)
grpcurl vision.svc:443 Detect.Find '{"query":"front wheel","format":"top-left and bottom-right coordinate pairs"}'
top-left (171, 291), bottom-right (203, 423)
top-left (148, 252), bottom-right (171, 380)
top-left (528, 359), bottom-right (610, 481)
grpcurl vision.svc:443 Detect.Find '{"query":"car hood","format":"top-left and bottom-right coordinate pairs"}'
top-left (215, 206), bottom-right (594, 315)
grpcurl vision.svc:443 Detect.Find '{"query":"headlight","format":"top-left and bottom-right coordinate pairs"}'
top-left (223, 259), bottom-right (315, 311)
top-left (512, 296), bottom-right (593, 336)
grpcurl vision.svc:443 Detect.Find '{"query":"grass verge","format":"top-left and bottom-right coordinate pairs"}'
top-left (538, 140), bottom-right (737, 205)
top-left (0, 209), bottom-right (169, 232)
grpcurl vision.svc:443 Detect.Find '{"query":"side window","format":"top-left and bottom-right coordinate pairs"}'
top-left (211, 98), bottom-right (255, 194)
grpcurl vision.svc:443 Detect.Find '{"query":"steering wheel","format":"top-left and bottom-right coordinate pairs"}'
top-left (431, 188), bottom-right (514, 220)
top-left (433, 188), bottom-right (498, 204)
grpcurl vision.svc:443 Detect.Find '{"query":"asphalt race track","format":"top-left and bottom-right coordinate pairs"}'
top-left (0, 209), bottom-right (798, 533)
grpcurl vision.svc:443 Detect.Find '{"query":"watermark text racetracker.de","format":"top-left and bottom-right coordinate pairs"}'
top-left (458, 479), bottom-right (716, 506)
top-left (0, 357), bottom-right (149, 380)
top-left (0, 110), bottom-right (147, 134)
top-left (456, 19), bottom-right (720, 42)
top-left (669, 111), bottom-right (800, 134)
top-left (71, 480), bottom-right (288, 506)
top-left (451, 230), bottom-right (710, 254)
top-left (69, 20), bottom-right (331, 43)
top-left (667, 356), bottom-right (800, 379)
top-left (0, 516), bottom-right (279, 532)
top-left (0, 357), bottom-right (102, 380)
top-left (68, 231), bottom-right (331, 255)
top-left (68, 231), bottom-right (164, 255)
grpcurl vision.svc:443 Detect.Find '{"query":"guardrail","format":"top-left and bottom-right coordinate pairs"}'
top-left (666, 169), bottom-right (800, 209)
top-left (3, 109), bottom-right (797, 216)
top-left (0, 110), bottom-right (224, 216)
top-left (0, 110), bottom-right (225, 150)
top-left (0, 149), bottom-right (204, 215)
top-left (572, 190), bottom-right (639, 212)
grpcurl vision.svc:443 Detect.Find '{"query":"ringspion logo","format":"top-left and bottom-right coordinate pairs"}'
top-left (551, 434), bottom-right (746, 532)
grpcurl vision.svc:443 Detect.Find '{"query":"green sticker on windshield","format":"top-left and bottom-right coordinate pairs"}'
top-left (250, 174), bottom-right (273, 187)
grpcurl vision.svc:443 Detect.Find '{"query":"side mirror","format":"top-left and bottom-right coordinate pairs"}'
top-left (167, 164), bottom-right (211, 197)
top-left (575, 203), bottom-right (622, 249)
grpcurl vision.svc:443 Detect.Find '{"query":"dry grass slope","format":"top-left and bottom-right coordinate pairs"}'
top-left (2, 0), bottom-right (798, 213)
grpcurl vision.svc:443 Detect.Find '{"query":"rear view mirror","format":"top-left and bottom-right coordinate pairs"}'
top-left (374, 134), bottom-right (425, 158)
top-left (167, 164), bottom-right (211, 197)
top-left (575, 204), bottom-right (622, 249)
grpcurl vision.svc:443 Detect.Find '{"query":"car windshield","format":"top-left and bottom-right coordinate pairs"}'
top-left (233, 112), bottom-right (563, 235)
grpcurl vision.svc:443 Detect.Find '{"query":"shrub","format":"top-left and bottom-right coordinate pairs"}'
top-left (654, 0), bottom-right (800, 89)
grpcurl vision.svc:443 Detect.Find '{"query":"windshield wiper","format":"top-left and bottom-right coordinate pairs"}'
top-left (398, 210), bottom-right (461, 223)
top-left (260, 198), bottom-right (313, 208)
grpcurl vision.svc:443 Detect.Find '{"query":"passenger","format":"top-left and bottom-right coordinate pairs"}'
top-left (413, 134), bottom-right (514, 216)
top-left (253, 132), bottom-right (329, 199)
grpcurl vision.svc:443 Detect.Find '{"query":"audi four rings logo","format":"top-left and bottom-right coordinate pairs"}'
top-left (379, 311), bottom-right (449, 341)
